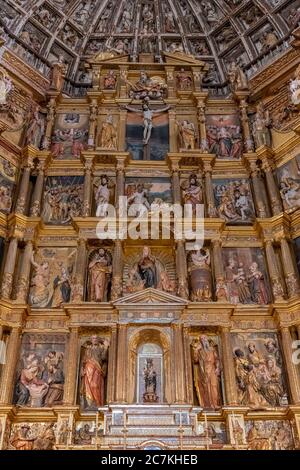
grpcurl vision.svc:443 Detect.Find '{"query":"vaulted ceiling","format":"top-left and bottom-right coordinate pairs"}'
top-left (1, 0), bottom-right (299, 83)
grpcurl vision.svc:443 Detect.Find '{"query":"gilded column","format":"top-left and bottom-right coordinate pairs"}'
top-left (15, 159), bottom-right (33, 214)
top-left (42, 96), bottom-right (57, 150)
top-left (172, 324), bottom-right (186, 404)
top-left (30, 160), bottom-right (46, 216)
top-left (220, 327), bottom-right (238, 405)
top-left (170, 159), bottom-right (181, 205)
top-left (280, 327), bottom-right (300, 404)
top-left (1, 237), bottom-right (18, 299)
top-left (116, 324), bottom-right (127, 403)
top-left (168, 108), bottom-right (177, 153)
top-left (280, 237), bottom-right (300, 297)
top-left (183, 326), bottom-right (194, 404)
top-left (204, 161), bottom-right (217, 217)
top-left (16, 240), bottom-right (33, 303)
top-left (212, 239), bottom-right (228, 301)
top-left (194, 93), bottom-right (209, 152)
top-left (88, 98), bottom-right (98, 149)
top-left (265, 240), bottom-right (285, 301)
top-left (262, 159), bottom-right (283, 215)
top-left (249, 161), bottom-right (268, 218)
top-left (176, 240), bottom-right (189, 299)
top-left (165, 66), bottom-right (176, 99)
top-left (118, 110), bottom-right (127, 152)
top-left (115, 156), bottom-right (126, 212)
top-left (0, 325), bottom-right (3, 341)
top-left (64, 327), bottom-right (79, 405)
top-left (111, 239), bottom-right (123, 300)
top-left (82, 159), bottom-right (93, 217)
top-left (107, 326), bottom-right (117, 403)
top-left (297, 324), bottom-right (300, 341)
top-left (72, 238), bottom-right (86, 302)
top-left (0, 327), bottom-right (21, 404)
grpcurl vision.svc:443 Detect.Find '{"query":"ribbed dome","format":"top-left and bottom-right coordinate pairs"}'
top-left (1, 0), bottom-right (299, 82)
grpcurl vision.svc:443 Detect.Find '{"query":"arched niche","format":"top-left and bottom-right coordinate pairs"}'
top-left (127, 328), bottom-right (172, 405)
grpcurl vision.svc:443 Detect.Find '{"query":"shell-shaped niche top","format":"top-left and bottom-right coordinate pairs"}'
top-left (1, 0), bottom-right (298, 82)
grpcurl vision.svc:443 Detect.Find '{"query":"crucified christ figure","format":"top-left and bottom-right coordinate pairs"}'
top-left (126, 100), bottom-right (171, 145)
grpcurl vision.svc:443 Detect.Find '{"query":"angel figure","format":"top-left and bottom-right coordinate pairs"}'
top-left (29, 253), bottom-right (51, 308)
top-left (51, 250), bottom-right (76, 307)
top-left (94, 175), bottom-right (115, 217)
top-left (126, 99), bottom-right (170, 145)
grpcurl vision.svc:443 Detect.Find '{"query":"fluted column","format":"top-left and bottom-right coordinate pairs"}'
top-left (16, 240), bottom-right (33, 303)
top-left (0, 327), bottom-right (21, 404)
top-left (72, 238), bottom-right (86, 302)
top-left (212, 239), bottom-right (228, 301)
top-left (280, 237), bottom-right (300, 297)
top-left (262, 159), bottom-right (283, 215)
top-left (176, 240), bottom-right (188, 299)
top-left (111, 239), bottom-right (123, 300)
top-left (42, 96), bottom-right (56, 149)
top-left (172, 324), bottom-right (186, 404)
top-left (82, 160), bottom-right (93, 217)
top-left (115, 324), bottom-right (127, 403)
top-left (280, 327), bottom-right (300, 404)
top-left (183, 326), bottom-right (194, 404)
top-left (249, 161), bottom-right (268, 218)
top-left (220, 327), bottom-right (238, 405)
top-left (107, 326), bottom-right (117, 404)
top-left (30, 161), bottom-right (46, 216)
top-left (88, 99), bottom-right (98, 148)
top-left (1, 237), bottom-right (18, 299)
top-left (15, 160), bottom-right (33, 214)
top-left (204, 161), bottom-right (217, 217)
top-left (265, 240), bottom-right (285, 301)
top-left (64, 327), bottom-right (79, 405)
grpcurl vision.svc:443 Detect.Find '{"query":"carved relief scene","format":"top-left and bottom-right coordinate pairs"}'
top-left (0, 157), bottom-right (17, 214)
top-left (223, 248), bottom-right (271, 305)
top-left (51, 113), bottom-right (88, 159)
top-left (42, 176), bottom-right (84, 224)
top-left (13, 333), bottom-right (66, 408)
top-left (232, 332), bottom-right (288, 408)
top-left (206, 115), bottom-right (243, 159)
top-left (213, 179), bottom-right (255, 224)
top-left (277, 155), bottom-right (300, 212)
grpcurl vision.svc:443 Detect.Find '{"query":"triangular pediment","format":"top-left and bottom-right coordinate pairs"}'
top-left (113, 288), bottom-right (188, 306)
top-left (88, 53), bottom-right (129, 64)
top-left (163, 52), bottom-right (207, 68)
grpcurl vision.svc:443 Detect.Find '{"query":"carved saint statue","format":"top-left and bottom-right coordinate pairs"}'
top-left (94, 175), bottom-right (114, 217)
top-left (181, 174), bottom-right (203, 214)
top-left (143, 358), bottom-right (158, 403)
top-left (126, 99), bottom-right (170, 145)
top-left (188, 248), bottom-right (212, 302)
top-left (25, 103), bottom-right (45, 148)
top-left (290, 64), bottom-right (300, 106)
top-left (98, 114), bottom-right (117, 149)
top-left (227, 61), bottom-right (249, 91)
top-left (50, 55), bottom-right (67, 92)
top-left (88, 248), bottom-right (112, 302)
top-left (176, 69), bottom-right (192, 91)
top-left (177, 120), bottom-right (197, 150)
top-left (191, 335), bottom-right (222, 409)
top-left (0, 68), bottom-right (13, 106)
top-left (80, 336), bottom-right (109, 409)
top-left (252, 103), bottom-right (272, 148)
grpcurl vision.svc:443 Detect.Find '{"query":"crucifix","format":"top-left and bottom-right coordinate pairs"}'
top-left (125, 99), bottom-right (170, 157)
